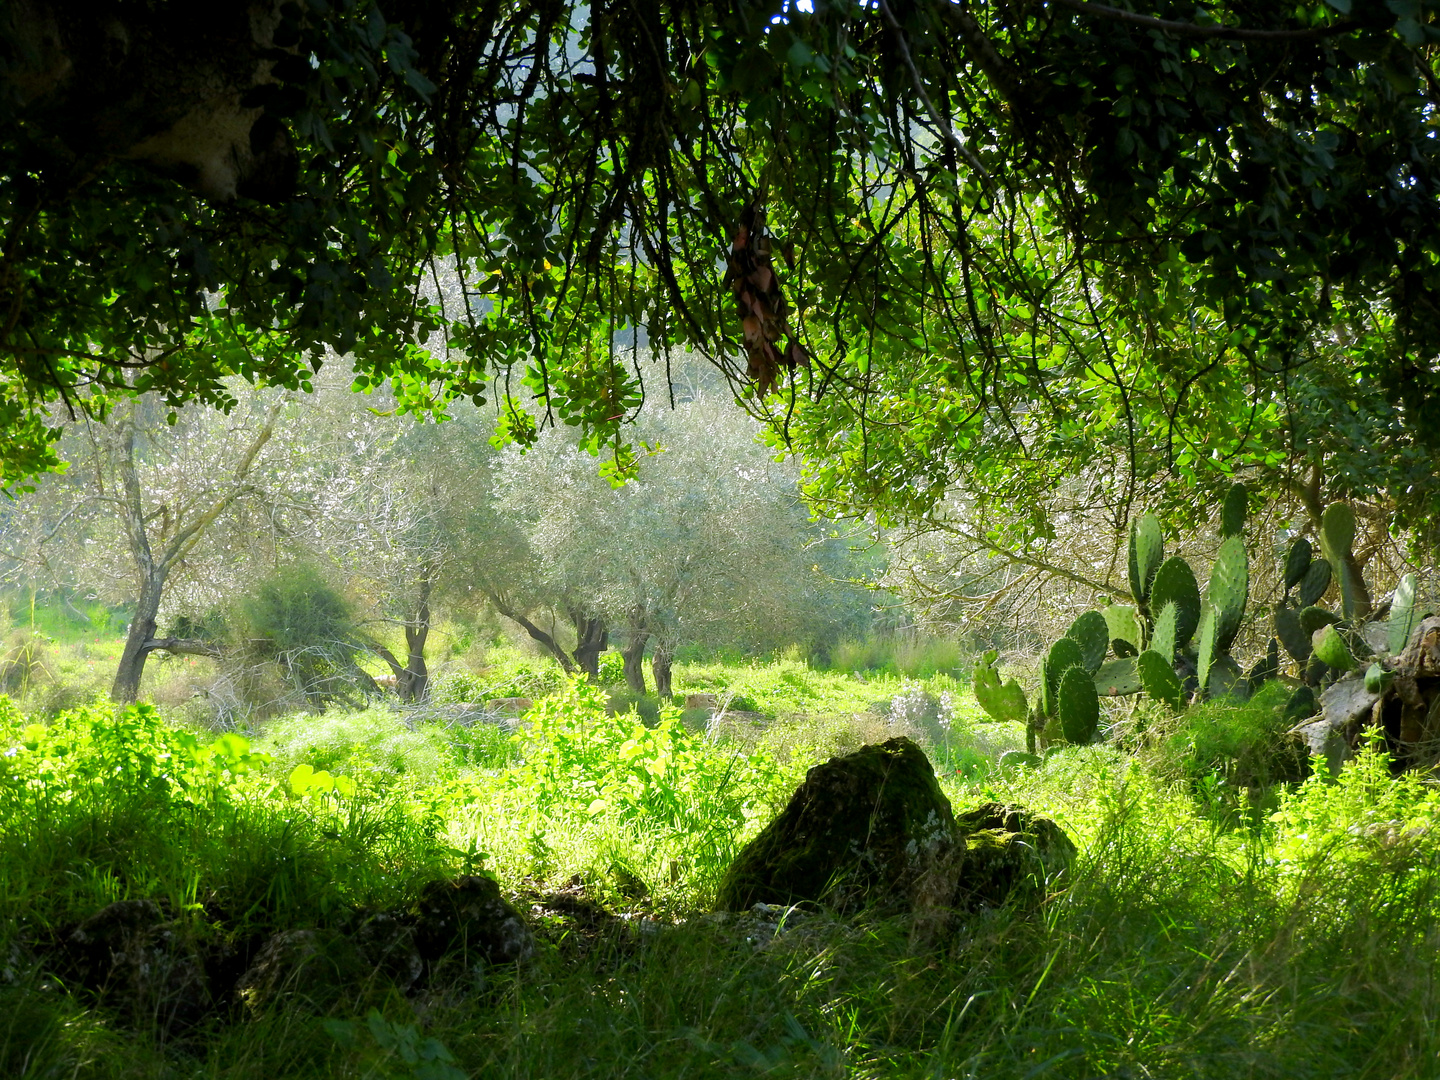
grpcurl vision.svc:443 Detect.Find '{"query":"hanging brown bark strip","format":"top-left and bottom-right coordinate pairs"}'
top-left (724, 201), bottom-right (809, 395)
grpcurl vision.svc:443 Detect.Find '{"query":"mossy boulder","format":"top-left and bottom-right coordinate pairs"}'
top-left (715, 737), bottom-right (965, 914)
top-left (233, 928), bottom-right (369, 1016)
top-left (952, 803), bottom-right (1077, 910)
top-left (411, 875), bottom-right (534, 966)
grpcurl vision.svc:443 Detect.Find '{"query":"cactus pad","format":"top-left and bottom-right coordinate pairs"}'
top-left (1298, 557), bottom-right (1331, 607)
top-left (1313, 624), bottom-right (1357, 672)
top-left (1150, 601), bottom-right (1178, 663)
top-left (1389, 573), bottom-right (1419, 656)
top-left (1094, 657), bottom-right (1142, 696)
top-left (1057, 665), bottom-right (1101, 744)
top-left (1103, 604), bottom-right (1142, 657)
top-left (1220, 481), bottom-right (1247, 538)
top-left (1043, 637), bottom-right (1085, 717)
top-left (1365, 662), bottom-right (1395, 696)
top-left (1274, 602), bottom-right (1311, 662)
top-left (1065, 611), bottom-right (1110, 673)
top-left (973, 650), bottom-right (1028, 724)
top-left (1150, 556), bottom-right (1201, 647)
top-left (1208, 535), bottom-right (1249, 652)
top-left (1283, 537), bottom-right (1312, 592)
top-left (1138, 650), bottom-right (1185, 711)
top-left (1320, 503), bottom-right (1356, 565)
top-left (1128, 513), bottom-right (1164, 605)
top-left (1298, 605), bottom-right (1341, 638)
top-left (1207, 655), bottom-right (1249, 701)
top-left (1195, 601), bottom-right (1216, 695)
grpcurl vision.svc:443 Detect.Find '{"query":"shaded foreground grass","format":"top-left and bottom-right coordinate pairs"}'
top-left (2, 670), bottom-right (1440, 1078)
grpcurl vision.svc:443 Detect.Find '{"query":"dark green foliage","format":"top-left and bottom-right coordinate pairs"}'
top-left (1282, 684), bottom-right (1319, 724)
top-left (1246, 639), bottom-right (1279, 693)
top-left (1157, 681), bottom-right (1308, 788)
top-left (1149, 557), bottom-right (1201, 647)
top-left (1065, 611), bottom-right (1109, 674)
top-left (239, 564), bottom-right (363, 704)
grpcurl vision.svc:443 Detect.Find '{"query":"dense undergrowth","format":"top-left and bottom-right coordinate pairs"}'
top-left (1, 650), bottom-right (1439, 1078)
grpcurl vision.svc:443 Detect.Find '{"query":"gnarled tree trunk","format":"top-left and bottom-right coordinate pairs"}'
top-left (651, 644), bottom-right (673, 700)
top-left (622, 625), bottom-right (649, 694)
top-left (570, 607), bottom-right (608, 678)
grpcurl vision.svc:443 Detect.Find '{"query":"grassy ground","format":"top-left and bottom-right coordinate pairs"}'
top-left (2, 641), bottom-right (1439, 1077)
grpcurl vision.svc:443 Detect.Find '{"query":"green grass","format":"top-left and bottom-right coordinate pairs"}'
top-left (2, 652), bottom-right (1439, 1077)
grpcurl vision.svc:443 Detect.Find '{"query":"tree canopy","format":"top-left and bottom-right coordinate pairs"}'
top-left (4, 0), bottom-right (1439, 524)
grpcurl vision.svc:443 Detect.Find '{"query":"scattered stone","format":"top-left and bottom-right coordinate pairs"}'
top-left (952, 803), bottom-right (1077, 910)
top-left (234, 928), bottom-right (368, 1015)
top-left (66, 899), bottom-right (210, 1038)
top-left (351, 911), bottom-right (423, 994)
top-left (715, 737), bottom-right (964, 916)
top-left (485, 697), bottom-right (533, 717)
top-left (412, 876), bottom-right (534, 966)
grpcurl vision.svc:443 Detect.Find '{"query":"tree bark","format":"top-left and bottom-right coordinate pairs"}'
top-left (397, 571), bottom-right (432, 702)
top-left (112, 569), bottom-right (166, 703)
top-left (651, 644), bottom-right (673, 700)
top-left (622, 628), bottom-right (649, 694)
top-left (107, 397), bottom-right (285, 702)
top-left (569, 607), bottom-right (608, 678)
top-left (485, 589), bottom-right (577, 673)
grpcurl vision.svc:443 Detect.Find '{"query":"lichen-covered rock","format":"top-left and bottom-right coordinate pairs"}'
top-left (715, 737), bottom-right (964, 914)
top-left (234, 928), bottom-right (368, 1015)
top-left (66, 899), bottom-right (211, 1038)
top-left (412, 876), bottom-right (534, 966)
top-left (952, 802), bottom-right (1077, 910)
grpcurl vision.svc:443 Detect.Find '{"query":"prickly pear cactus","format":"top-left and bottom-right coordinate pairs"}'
top-left (1128, 513), bottom-right (1164, 609)
top-left (1103, 605), bottom-right (1142, 657)
top-left (1208, 535), bottom-right (1249, 653)
top-left (1389, 573), bottom-right (1419, 656)
top-left (1057, 665), bottom-right (1100, 744)
top-left (1094, 656), bottom-right (1142, 696)
top-left (1220, 481), bottom-right (1247, 538)
top-left (1196, 602), bottom-right (1217, 695)
top-left (1283, 537), bottom-right (1312, 592)
top-left (1273, 602), bottom-right (1311, 662)
top-left (1065, 611), bottom-right (1109, 674)
top-left (1149, 557), bottom-right (1200, 647)
top-left (1298, 558), bottom-right (1332, 608)
top-left (1313, 624), bottom-right (1357, 672)
top-left (1246, 638), bottom-right (1279, 692)
top-left (1138, 650), bottom-right (1185, 711)
top-left (973, 650), bottom-right (1028, 724)
top-left (1042, 637), bottom-right (1084, 718)
top-left (1320, 503), bottom-right (1363, 619)
top-left (1298, 605), bottom-right (1340, 638)
top-left (1149, 601), bottom-right (1178, 664)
